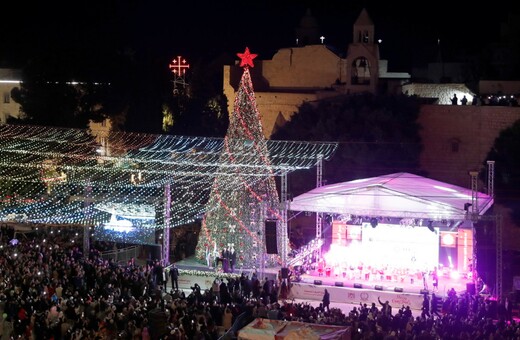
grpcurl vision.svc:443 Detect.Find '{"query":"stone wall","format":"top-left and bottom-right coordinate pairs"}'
top-left (403, 83), bottom-right (476, 105)
top-left (418, 105), bottom-right (520, 188)
top-left (418, 104), bottom-right (520, 250)
top-left (255, 92), bottom-right (317, 137)
top-left (0, 83), bottom-right (21, 123)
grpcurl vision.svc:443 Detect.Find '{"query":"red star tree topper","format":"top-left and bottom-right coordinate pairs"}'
top-left (237, 47), bottom-right (257, 68)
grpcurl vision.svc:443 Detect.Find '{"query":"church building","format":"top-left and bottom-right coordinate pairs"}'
top-left (223, 8), bottom-right (410, 138)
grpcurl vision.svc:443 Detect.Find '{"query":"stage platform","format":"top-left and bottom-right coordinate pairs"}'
top-left (172, 256), bottom-right (474, 310)
top-left (296, 268), bottom-right (473, 298)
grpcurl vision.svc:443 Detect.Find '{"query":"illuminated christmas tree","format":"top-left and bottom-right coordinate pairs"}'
top-left (195, 47), bottom-right (282, 269)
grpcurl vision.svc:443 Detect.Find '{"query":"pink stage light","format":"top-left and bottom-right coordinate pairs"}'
top-left (449, 270), bottom-right (460, 280)
top-left (324, 244), bottom-right (349, 265)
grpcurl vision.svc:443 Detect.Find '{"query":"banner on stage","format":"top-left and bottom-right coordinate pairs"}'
top-left (290, 282), bottom-right (423, 310)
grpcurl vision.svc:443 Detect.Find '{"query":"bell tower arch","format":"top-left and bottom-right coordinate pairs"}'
top-left (345, 8), bottom-right (380, 94)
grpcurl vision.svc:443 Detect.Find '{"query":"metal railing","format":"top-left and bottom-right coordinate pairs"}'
top-left (99, 245), bottom-right (141, 265)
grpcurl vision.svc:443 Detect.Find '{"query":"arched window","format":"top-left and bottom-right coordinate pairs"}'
top-left (449, 138), bottom-right (461, 153)
top-left (351, 57), bottom-right (371, 85)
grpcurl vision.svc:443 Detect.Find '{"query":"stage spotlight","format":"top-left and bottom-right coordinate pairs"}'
top-left (427, 221), bottom-right (435, 232)
top-left (325, 215), bottom-right (333, 224)
top-left (370, 218), bottom-right (378, 228)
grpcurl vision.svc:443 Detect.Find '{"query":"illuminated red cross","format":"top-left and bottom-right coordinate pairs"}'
top-left (169, 56), bottom-right (190, 75)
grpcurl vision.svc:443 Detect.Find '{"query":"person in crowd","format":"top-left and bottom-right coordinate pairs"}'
top-left (322, 288), bottom-right (330, 312)
top-left (279, 281), bottom-right (289, 301)
top-left (0, 225), bottom-right (517, 340)
top-left (421, 293), bottom-right (431, 318)
top-left (451, 93), bottom-right (458, 105)
top-left (378, 296), bottom-right (392, 316)
top-left (170, 263), bottom-right (180, 291)
top-left (222, 306), bottom-right (233, 331)
top-left (153, 260), bottom-right (165, 289)
top-left (431, 293), bottom-right (441, 318)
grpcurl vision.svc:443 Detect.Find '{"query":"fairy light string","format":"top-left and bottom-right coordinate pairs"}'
top-left (0, 51), bottom-right (337, 251)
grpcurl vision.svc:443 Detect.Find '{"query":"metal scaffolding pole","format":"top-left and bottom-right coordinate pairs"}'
top-left (83, 183), bottom-right (92, 257)
top-left (486, 160), bottom-right (502, 298)
top-left (162, 183), bottom-right (171, 265)
top-left (487, 161), bottom-right (495, 198)
top-left (469, 171), bottom-right (479, 220)
top-left (496, 214), bottom-right (503, 299)
top-left (281, 171), bottom-right (288, 267)
top-left (259, 201), bottom-right (267, 281)
top-left (316, 155), bottom-right (323, 259)
top-left (468, 171), bottom-right (480, 294)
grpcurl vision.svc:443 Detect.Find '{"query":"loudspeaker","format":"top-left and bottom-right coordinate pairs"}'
top-left (335, 282), bottom-right (344, 287)
top-left (466, 283), bottom-right (476, 295)
top-left (281, 267), bottom-right (289, 279)
top-left (374, 285), bottom-right (383, 291)
top-left (354, 283), bottom-right (363, 289)
top-left (394, 287), bottom-right (403, 292)
top-left (314, 280), bottom-right (322, 285)
top-left (265, 220), bottom-right (278, 254)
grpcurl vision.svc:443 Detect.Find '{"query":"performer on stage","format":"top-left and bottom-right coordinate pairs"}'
top-left (432, 268), bottom-right (439, 292)
top-left (317, 258), bottom-right (325, 276)
top-left (222, 247), bottom-right (230, 272)
top-left (205, 244), bottom-right (213, 268)
top-left (229, 247), bottom-right (236, 272)
top-left (213, 243), bottom-right (220, 268)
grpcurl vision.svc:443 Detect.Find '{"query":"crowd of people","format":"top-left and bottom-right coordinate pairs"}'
top-left (451, 93), bottom-right (520, 106)
top-left (0, 225), bottom-right (519, 339)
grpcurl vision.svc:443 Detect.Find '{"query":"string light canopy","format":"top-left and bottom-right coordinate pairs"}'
top-left (0, 124), bottom-right (337, 227)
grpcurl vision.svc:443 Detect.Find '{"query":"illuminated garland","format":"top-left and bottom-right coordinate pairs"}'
top-left (0, 124), bottom-right (335, 229)
top-left (178, 269), bottom-right (241, 280)
top-left (0, 52), bottom-right (337, 241)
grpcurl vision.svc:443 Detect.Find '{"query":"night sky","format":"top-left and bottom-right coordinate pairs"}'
top-left (0, 1), bottom-right (511, 72)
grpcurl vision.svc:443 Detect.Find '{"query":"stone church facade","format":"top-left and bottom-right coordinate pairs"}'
top-left (223, 8), bottom-right (410, 138)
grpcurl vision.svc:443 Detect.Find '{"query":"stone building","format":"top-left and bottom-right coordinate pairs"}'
top-left (0, 68), bottom-right (21, 123)
top-left (223, 8), bottom-right (410, 138)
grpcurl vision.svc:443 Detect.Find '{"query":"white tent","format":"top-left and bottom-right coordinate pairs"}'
top-left (288, 172), bottom-right (494, 220)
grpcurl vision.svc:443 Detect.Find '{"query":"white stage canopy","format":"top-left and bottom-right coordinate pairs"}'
top-left (289, 172), bottom-right (494, 220)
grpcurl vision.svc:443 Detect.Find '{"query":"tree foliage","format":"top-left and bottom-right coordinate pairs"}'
top-left (271, 92), bottom-right (424, 195)
top-left (9, 44), bottom-right (165, 132)
top-left (164, 57), bottom-right (229, 137)
top-left (10, 50), bottom-right (91, 128)
top-left (483, 119), bottom-right (520, 225)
